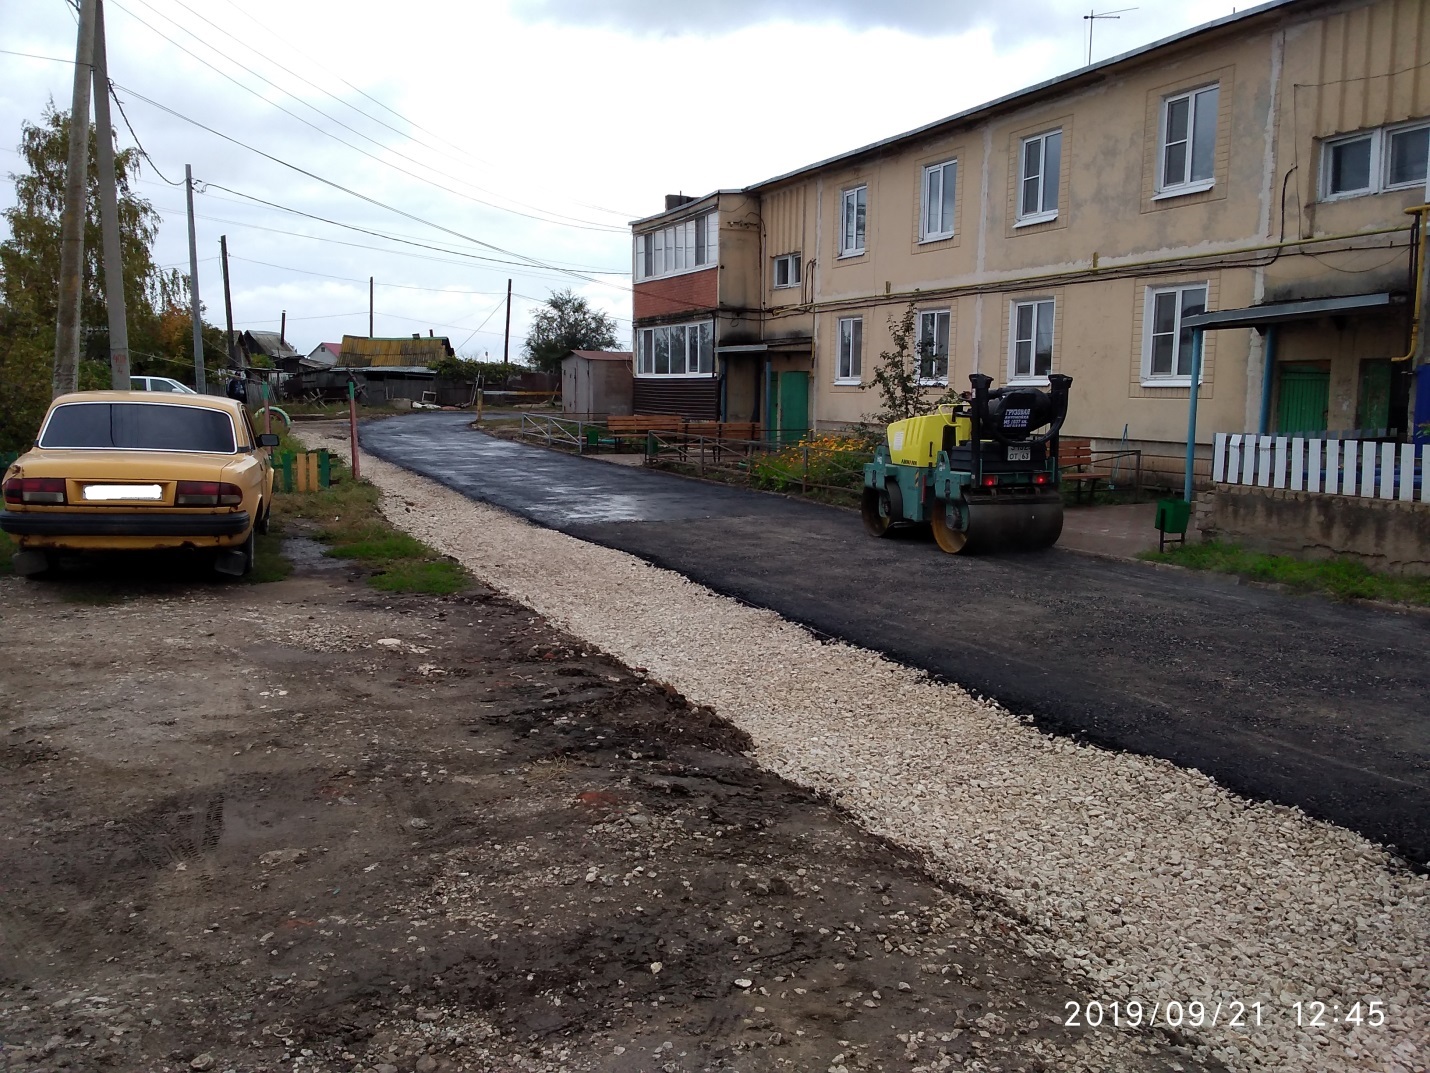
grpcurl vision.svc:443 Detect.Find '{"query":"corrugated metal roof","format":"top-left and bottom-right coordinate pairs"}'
top-left (339, 334), bottom-right (455, 368)
top-left (242, 329), bottom-right (300, 360)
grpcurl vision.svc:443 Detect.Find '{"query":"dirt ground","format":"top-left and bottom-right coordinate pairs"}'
top-left (0, 546), bottom-right (1222, 1073)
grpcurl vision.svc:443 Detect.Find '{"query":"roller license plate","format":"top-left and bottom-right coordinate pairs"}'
top-left (1006, 446), bottom-right (1031, 462)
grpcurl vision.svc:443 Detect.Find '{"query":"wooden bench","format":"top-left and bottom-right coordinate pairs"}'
top-left (685, 421), bottom-right (759, 441)
top-left (1058, 440), bottom-right (1104, 503)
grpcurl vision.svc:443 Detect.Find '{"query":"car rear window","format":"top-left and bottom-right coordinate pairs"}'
top-left (39, 403), bottom-right (237, 453)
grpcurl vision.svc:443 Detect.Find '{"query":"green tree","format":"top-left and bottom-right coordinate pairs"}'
top-left (0, 102), bottom-right (221, 450)
top-left (863, 301), bottom-right (956, 425)
top-left (522, 288), bottom-right (617, 375)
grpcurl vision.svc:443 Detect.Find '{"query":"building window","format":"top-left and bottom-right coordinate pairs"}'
top-left (840, 185), bottom-right (867, 257)
top-left (836, 317), bottom-right (863, 383)
top-left (1010, 299), bottom-right (1054, 380)
top-left (1017, 131), bottom-right (1061, 223)
top-left (633, 211), bottom-right (718, 281)
top-left (916, 310), bottom-right (950, 385)
top-left (636, 320), bottom-right (715, 377)
top-left (773, 253), bottom-right (801, 289)
top-left (1159, 85), bottom-right (1219, 194)
top-left (1321, 121), bottom-right (1430, 199)
top-left (1144, 284), bottom-right (1207, 380)
top-left (920, 160), bottom-right (957, 241)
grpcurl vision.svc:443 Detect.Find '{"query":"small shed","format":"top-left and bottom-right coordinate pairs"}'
top-left (561, 350), bottom-right (632, 417)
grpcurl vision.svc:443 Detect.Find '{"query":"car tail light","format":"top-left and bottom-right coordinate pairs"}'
top-left (1033, 473), bottom-right (1050, 485)
top-left (175, 481), bottom-right (243, 507)
top-left (3, 477), bottom-right (67, 505)
top-left (981, 475), bottom-right (998, 488)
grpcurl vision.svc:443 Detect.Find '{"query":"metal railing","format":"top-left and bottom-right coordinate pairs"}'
top-left (644, 429), bottom-right (872, 498)
top-left (516, 412), bottom-right (609, 452)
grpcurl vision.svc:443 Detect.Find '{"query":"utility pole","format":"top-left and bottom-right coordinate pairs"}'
top-left (280, 309), bottom-right (287, 348)
top-left (369, 276), bottom-right (374, 337)
top-left (185, 163), bottom-right (206, 393)
top-left (220, 235), bottom-right (239, 370)
top-left (90, 0), bottom-right (129, 391)
top-left (502, 278), bottom-right (512, 375)
top-left (53, 0), bottom-right (97, 398)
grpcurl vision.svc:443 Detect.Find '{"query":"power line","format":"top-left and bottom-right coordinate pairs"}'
top-left (108, 0), bottom-right (627, 233)
top-left (208, 0), bottom-right (638, 221)
top-left (164, 0), bottom-right (634, 227)
top-left (112, 82), bottom-right (626, 289)
top-left (108, 83), bottom-right (184, 185)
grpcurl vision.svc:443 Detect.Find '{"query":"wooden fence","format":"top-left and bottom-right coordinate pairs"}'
top-left (1212, 433), bottom-right (1427, 502)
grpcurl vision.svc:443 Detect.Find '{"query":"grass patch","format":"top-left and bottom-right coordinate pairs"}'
top-left (250, 529), bottom-right (293, 584)
top-left (274, 448), bottom-right (470, 595)
top-left (1139, 540), bottom-right (1430, 606)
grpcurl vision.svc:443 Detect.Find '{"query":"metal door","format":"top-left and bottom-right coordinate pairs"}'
top-left (776, 371), bottom-right (809, 446)
top-left (1276, 364), bottom-right (1329, 435)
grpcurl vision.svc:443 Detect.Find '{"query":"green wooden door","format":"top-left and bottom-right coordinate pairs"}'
top-left (1276, 364), bottom-right (1329, 435)
top-left (776, 371), bottom-right (809, 446)
top-left (1356, 359), bottom-right (1392, 433)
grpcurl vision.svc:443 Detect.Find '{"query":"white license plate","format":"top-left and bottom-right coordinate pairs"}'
top-left (1007, 446), bottom-right (1031, 462)
top-left (82, 484), bottom-right (163, 501)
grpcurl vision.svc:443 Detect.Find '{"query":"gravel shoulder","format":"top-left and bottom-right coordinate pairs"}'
top-left (302, 423), bottom-right (1430, 1073)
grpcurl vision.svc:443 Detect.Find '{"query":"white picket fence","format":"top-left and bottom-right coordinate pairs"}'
top-left (1212, 433), bottom-right (1428, 502)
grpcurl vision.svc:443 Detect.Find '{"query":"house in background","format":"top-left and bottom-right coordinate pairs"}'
top-left (238, 330), bottom-right (300, 374)
top-left (629, 0), bottom-right (1428, 483)
top-left (561, 350), bottom-right (633, 416)
top-left (306, 342), bottom-right (342, 369)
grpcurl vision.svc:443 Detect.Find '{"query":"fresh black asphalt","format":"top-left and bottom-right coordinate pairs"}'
top-left (363, 414), bottom-right (1430, 867)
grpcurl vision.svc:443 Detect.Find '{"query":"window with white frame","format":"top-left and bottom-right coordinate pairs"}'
top-left (633, 211), bottom-right (719, 281)
top-left (1144, 284), bottom-right (1207, 380)
top-left (1018, 131), bottom-right (1061, 222)
top-left (1159, 85), bottom-right (1219, 194)
top-left (1010, 299), bottom-right (1054, 380)
top-left (840, 185), bottom-right (867, 256)
top-left (916, 310), bottom-right (950, 384)
top-left (836, 317), bottom-right (863, 383)
top-left (1322, 121), bottom-right (1430, 199)
top-left (920, 160), bottom-right (957, 241)
top-left (773, 253), bottom-right (801, 289)
top-left (636, 320), bottom-right (715, 376)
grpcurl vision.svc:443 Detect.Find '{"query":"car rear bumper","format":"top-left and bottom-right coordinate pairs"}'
top-left (0, 509), bottom-right (250, 537)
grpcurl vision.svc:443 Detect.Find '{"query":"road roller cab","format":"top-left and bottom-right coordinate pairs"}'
top-left (863, 373), bottom-right (1072, 554)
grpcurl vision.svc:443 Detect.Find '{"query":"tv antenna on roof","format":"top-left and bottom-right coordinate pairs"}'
top-left (1084, 7), bottom-right (1137, 66)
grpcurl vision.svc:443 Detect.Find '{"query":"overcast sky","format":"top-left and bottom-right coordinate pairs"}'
top-left (1, 0), bottom-right (1238, 364)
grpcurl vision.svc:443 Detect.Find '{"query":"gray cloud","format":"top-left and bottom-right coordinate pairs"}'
top-left (509, 0), bottom-right (1061, 39)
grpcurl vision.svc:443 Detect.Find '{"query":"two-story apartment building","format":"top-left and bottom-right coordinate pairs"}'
top-left (628, 0), bottom-right (1429, 479)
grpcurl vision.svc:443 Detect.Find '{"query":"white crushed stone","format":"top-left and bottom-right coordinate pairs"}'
top-left (299, 428), bottom-right (1429, 1073)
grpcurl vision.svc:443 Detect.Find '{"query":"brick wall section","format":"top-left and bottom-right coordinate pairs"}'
top-left (634, 269), bottom-right (718, 323)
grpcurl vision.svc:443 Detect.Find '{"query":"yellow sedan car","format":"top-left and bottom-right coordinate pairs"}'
top-left (1, 391), bottom-right (277, 578)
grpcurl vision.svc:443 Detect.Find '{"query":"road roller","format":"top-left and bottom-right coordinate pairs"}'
top-left (862, 372), bottom-right (1071, 554)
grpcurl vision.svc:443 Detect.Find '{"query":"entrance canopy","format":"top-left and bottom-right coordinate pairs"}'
top-left (1182, 291), bottom-right (1398, 331)
top-left (1179, 292), bottom-right (1402, 500)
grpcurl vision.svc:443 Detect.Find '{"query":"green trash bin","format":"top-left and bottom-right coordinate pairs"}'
top-left (1155, 497), bottom-right (1191, 552)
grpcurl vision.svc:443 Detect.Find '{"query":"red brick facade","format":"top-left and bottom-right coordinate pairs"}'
top-left (633, 268), bottom-right (718, 323)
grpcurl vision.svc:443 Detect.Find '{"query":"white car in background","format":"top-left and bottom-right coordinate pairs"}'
top-left (130, 376), bottom-right (198, 394)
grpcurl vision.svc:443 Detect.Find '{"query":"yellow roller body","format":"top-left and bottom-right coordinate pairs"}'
top-left (886, 410), bottom-right (972, 466)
